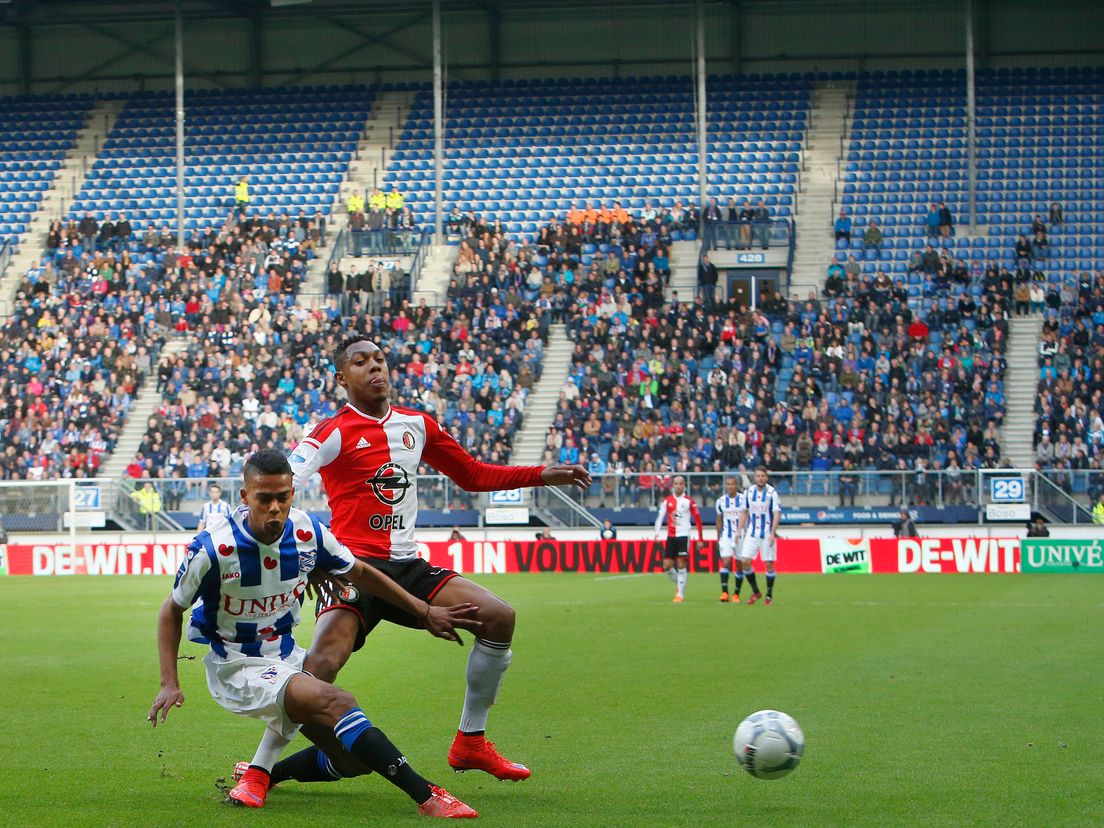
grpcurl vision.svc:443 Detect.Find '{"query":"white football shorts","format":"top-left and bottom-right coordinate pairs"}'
top-left (718, 537), bottom-right (740, 558)
top-left (204, 645), bottom-right (307, 740)
top-left (740, 535), bottom-right (776, 562)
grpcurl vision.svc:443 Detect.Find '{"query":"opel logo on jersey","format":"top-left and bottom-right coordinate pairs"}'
top-left (402, 430), bottom-right (416, 450)
top-left (366, 462), bottom-right (412, 505)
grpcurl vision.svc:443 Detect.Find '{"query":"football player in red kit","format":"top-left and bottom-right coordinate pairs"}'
top-left (230, 335), bottom-right (590, 808)
top-left (654, 475), bottom-right (704, 602)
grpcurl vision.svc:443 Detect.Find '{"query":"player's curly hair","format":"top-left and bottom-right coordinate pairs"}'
top-left (332, 334), bottom-right (378, 371)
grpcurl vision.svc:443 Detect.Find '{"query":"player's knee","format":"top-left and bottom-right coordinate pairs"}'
top-left (318, 686), bottom-right (359, 724)
top-left (483, 601), bottom-right (516, 640)
top-left (305, 653), bottom-right (343, 683)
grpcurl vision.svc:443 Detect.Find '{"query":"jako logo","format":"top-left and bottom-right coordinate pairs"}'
top-left (366, 462), bottom-right (412, 505)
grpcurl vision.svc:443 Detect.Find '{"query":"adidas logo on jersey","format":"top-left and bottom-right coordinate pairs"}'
top-left (356, 437), bottom-right (371, 449)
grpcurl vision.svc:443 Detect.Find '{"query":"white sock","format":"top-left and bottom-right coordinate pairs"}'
top-left (664, 567), bottom-right (678, 584)
top-left (459, 638), bottom-right (512, 734)
top-left (676, 568), bottom-right (688, 597)
top-left (250, 726), bottom-right (292, 772)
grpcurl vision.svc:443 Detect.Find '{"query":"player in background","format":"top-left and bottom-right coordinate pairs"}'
top-left (238, 336), bottom-right (590, 802)
top-left (197, 483), bottom-right (232, 532)
top-left (736, 465), bottom-right (782, 605)
top-left (148, 449), bottom-right (482, 818)
top-left (654, 475), bottom-right (704, 603)
top-left (714, 476), bottom-right (745, 603)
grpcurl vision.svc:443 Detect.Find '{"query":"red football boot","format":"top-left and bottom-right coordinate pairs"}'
top-left (418, 785), bottom-right (479, 818)
top-left (448, 732), bottom-right (531, 781)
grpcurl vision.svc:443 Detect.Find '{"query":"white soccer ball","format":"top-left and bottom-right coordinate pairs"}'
top-left (733, 709), bottom-right (805, 780)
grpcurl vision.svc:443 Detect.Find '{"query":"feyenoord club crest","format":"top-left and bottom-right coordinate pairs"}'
top-left (402, 430), bottom-right (416, 450)
top-left (339, 584), bottom-right (360, 603)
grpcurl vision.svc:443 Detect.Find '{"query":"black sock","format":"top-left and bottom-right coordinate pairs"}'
top-left (766, 572), bottom-right (776, 597)
top-left (271, 746), bottom-right (357, 785)
top-left (733, 571), bottom-right (744, 595)
top-left (746, 571), bottom-right (760, 595)
top-left (349, 727), bottom-right (432, 803)
top-left (720, 567), bottom-right (730, 591)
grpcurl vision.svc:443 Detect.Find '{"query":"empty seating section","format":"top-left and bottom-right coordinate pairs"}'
top-left (67, 86), bottom-right (374, 230)
top-left (0, 95), bottom-right (93, 245)
top-left (841, 70), bottom-right (968, 275)
top-left (976, 67), bottom-right (1102, 271)
top-left (387, 75), bottom-right (809, 237)
top-left (839, 66), bottom-right (1102, 284)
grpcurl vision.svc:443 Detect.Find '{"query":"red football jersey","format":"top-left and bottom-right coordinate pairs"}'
top-left (654, 494), bottom-right (703, 539)
top-left (291, 404), bottom-right (545, 560)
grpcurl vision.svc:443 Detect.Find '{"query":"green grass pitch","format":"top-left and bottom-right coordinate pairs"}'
top-left (1, 572), bottom-right (1102, 827)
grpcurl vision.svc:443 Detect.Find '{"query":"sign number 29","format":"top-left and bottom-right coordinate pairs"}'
top-left (991, 477), bottom-right (1024, 502)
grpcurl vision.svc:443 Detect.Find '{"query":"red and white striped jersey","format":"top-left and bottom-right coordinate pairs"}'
top-left (655, 494), bottom-right (704, 539)
top-left (290, 403), bottom-right (545, 560)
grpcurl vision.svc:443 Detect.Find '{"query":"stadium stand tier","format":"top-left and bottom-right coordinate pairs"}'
top-left (67, 85), bottom-right (374, 230)
top-left (0, 95), bottom-right (94, 246)
top-left (387, 74), bottom-right (809, 237)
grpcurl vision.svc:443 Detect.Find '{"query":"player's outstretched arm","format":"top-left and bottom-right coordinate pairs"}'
top-left (423, 415), bottom-right (590, 491)
top-left (148, 595), bottom-right (187, 727)
top-left (540, 463), bottom-right (592, 490)
top-left (345, 559), bottom-right (482, 645)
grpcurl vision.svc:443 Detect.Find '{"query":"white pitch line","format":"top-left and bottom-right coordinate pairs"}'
top-left (593, 573), bottom-right (652, 581)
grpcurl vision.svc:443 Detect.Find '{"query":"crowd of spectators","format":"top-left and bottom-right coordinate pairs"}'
top-left (132, 274), bottom-right (545, 510)
top-left (1033, 267), bottom-right (1104, 497)
top-left (486, 195), bottom-right (1013, 507)
top-left (0, 209), bottom-right (321, 481)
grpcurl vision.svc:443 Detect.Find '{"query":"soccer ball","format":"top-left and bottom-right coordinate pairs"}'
top-left (733, 710), bottom-right (805, 779)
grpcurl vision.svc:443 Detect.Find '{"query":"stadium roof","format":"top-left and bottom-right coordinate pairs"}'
top-left (4, 0), bottom-right (989, 26)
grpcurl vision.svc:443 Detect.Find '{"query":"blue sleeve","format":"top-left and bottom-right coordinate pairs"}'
top-left (314, 517), bottom-right (356, 576)
top-left (172, 534), bottom-right (219, 608)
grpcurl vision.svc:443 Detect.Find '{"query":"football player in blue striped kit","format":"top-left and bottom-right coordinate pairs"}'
top-left (148, 449), bottom-right (482, 817)
top-left (714, 476), bottom-right (745, 602)
top-left (736, 466), bottom-right (782, 605)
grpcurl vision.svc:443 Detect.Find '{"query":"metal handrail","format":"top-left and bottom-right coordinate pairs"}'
top-left (408, 227), bottom-right (433, 295)
top-left (0, 239), bottom-right (12, 316)
top-left (534, 485), bottom-right (604, 529)
top-left (1032, 472), bottom-right (1094, 525)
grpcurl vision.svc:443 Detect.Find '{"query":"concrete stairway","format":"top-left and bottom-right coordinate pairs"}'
top-left (298, 91), bottom-right (414, 298)
top-left (97, 337), bottom-right (190, 481)
top-left (413, 242), bottom-right (459, 306)
top-left (667, 238), bottom-right (701, 303)
top-left (0, 99), bottom-right (123, 317)
top-left (510, 323), bottom-right (573, 466)
top-left (788, 82), bottom-right (854, 300)
top-left (343, 90), bottom-right (412, 200)
top-left (1003, 315), bottom-right (1043, 469)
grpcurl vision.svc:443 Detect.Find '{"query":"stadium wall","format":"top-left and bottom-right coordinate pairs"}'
top-left (0, 0), bottom-right (1100, 95)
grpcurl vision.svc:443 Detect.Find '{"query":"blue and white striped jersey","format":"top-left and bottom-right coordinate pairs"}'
top-left (715, 493), bottom-right (745, 540)
top-left (172, 506), bottom-right (355, 660)
top-left (741, 484), bottom-right (781, 539)
top-left (200, 499), bottom-right (233, 524)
